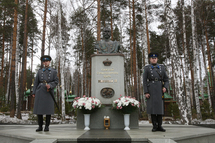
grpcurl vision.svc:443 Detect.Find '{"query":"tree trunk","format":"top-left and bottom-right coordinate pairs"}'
top-left (110, 0), bottom-right (113, 40)
top-left (136, 47), bottom-right (139, 100)
top-left (204, 20), bottom-right (215, 112)
top-left (165, 0), bottom-right (189, 124)
top-left (188, 49), bottom-right (194, 107)
top-left (86, 62), bottom-right (89, 96)
top-left (181, 0), bottom-right (192, 124)
top-left (145, 0), bottom-right (150, 54)
top-left (191, 0), bottom-right (202, 120)
top-left (41, 0), bottom-right (48, 67)
top-left (200, 30), bottom-right (212, 112)
top-left (6, 44), bottom-right (12, 103)
top-left (0, 15), bottom-right (5, 89)
top-left (77, 53), bottom-right (81, 97)
top-left (142, 0), bottom-right (148, 66)
top-left (57, 55), bottom-right (60, 107)
top-left (129, 0), bottom-right (133, 97)
top-left (132, 0), bottom-right (137, 98)
top-left (10, 0), bottom-right (19, 117)
top-left (89, 58), bottom-right (91, 97)
top-left (141, 0), bottom-right (148, 111)
top-left (58, 1), bottom-right (65, 121)
top-left (15, 11), bottom-right (20, 115)
top-left (6, 46), bottom-right (12, 103)
top-left (97, 0), bottom-right (101, 41)
top-left (18, 0), bottom-right (29, 119)
top-left (198, 48), bottom-right (204, 101)
top-left (81, 28), bottom-right (87, 96)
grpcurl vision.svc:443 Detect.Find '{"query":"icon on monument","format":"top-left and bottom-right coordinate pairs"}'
top-left (100, 88), bottom-right (115, 98)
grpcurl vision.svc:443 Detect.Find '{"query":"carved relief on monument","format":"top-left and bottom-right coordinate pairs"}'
top-left (100, 87), bottom-right (115, 98)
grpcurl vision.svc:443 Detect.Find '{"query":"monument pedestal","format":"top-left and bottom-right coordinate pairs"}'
top-left (77, 54), bottom-right (139, 129)
top-left (77, 106), bottom-right (138, 129)
top-left (91, 54), bottom-right (125, 104)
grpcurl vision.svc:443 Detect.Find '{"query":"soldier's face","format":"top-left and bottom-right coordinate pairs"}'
top-left (43, 61), bottom-right (51, 67)
top-left (149, 57), bottom-right (158, 64)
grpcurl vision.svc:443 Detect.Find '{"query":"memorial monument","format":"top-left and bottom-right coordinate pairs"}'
top-left (92, 27), bottom-right (123, 104)
top-left (77, 27), bottom-right (138, 129)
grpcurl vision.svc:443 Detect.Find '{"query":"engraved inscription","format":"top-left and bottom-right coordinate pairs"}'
top-left (97, 72), bottom-right (118, 75)
top-left (97, 68), bottom-right (119, 78)
top-left (98, 79), bottom-right (117, 83)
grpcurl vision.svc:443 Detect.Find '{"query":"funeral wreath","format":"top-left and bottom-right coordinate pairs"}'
top-left (72, 95), bottom-right (102, 114)
top-left (112, 95), bottom-right (140, 114)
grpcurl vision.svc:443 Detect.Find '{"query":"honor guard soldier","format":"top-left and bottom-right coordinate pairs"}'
top-left (32, 55), bottom-right (59, 132)
top-left (143, 52), bottom-right (169, 132)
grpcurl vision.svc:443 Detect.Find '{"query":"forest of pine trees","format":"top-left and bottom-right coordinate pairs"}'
top-left (0, 0), bottom-right (215, 124)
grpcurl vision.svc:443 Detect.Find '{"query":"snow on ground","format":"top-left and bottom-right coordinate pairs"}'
top-left (200, 119), bottom-right (215, 124)
top-left (139, 120), bottom-right (150, 125)
top-left (191, 118), bottom-right (215, 125)
top-left (0, 113), bottom-right (35, 124)
top-left (0, 112), bottom-right (76, 124)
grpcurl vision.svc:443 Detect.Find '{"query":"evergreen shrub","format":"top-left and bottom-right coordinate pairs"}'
top-left (167, 103), bottom-right (180, 120)
top-left (201, 100), bottom-right (214, 120)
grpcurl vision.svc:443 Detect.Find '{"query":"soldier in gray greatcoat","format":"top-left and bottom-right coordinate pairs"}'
top-left (143, 52), bottom-right (169, 132)
top-left (32, 55), bottom-right (58, 132)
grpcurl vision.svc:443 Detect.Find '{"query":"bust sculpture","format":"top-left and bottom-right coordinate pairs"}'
top-left (95, 27), bottom-right (120, 54)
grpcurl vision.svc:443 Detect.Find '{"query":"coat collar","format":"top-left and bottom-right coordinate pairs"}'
top-left (43, 67), bottom-right (51, 71)
top-left (151, 64), bottom-right (159, 69)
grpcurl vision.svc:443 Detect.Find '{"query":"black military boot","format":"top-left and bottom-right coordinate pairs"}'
top-left (44, 115), bottom-right (51, 132)
top-left (151, 114), bottom-right (158, 132)
top-left (157, 115), bottom-right (166, 132)
top-left (36, 115), bottom-right (43, 132)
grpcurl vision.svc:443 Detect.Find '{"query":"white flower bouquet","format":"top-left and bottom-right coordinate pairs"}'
top-left (112, 95), bottom-right (140, 114)
top-left (72, 95), bottom-right (102, 114)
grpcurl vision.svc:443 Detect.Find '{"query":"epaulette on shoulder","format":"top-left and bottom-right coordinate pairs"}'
top-left (145, 64), bottom-right (150, 68)
top-left (159, 64), bottom-right (164, 66)
top-left (159, 64), bottom-right (166, 69)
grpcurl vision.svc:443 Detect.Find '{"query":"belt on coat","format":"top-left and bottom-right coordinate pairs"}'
top-left (149, 78), bottom-right (162, 82)
top-left (40, 81), bottom-right (50, 84)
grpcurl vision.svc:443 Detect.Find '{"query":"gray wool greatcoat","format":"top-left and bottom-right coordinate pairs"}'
top-left (143, 64), bottom-right (169, 115)
top-left (32, 67), bottom-right (58, 115)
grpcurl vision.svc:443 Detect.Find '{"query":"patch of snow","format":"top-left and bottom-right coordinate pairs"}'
top-left (0, 114), bottom-right (34, 124)
top-left (191, 118), bottom-right (215, 125)
top-left (191, 118), bottom-right (201, 124)
top-left (163, 120), bottom-right (182, 124)
top-left (200, 119), bottom-right (215, 124)
top-left (139, 120), bottom-right (150, 125)
top-left (0, 112), bottom-right (76, 125)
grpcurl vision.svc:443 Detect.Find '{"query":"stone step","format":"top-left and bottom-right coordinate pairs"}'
top-left (77, 130), bottom-right (131, 143)
top-left (30, 139), bottom-right (57, 143)
top-left (148, 139), bottom-right (177, 143)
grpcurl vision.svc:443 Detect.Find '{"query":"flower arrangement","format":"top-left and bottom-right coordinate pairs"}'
top-left (112, 95), bottom-right (140, 114)
top-left (72, 95), bottom-right (102, 114)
